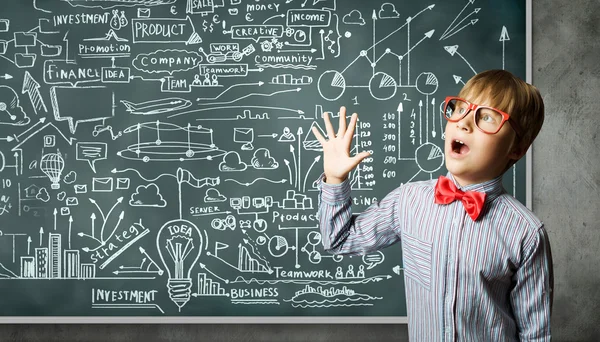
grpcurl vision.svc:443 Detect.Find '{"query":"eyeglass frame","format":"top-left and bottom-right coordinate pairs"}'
top-left (442, 96), bottom-right (523, 139)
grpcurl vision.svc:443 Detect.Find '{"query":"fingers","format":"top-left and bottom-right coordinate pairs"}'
top-left (351, 151), bottom-right (372, 165)
top-left (337, 106), bottom-right (347, 137)
top-left (323, 111), bottom-right (336, 140)
top-left (311, 126), bottom-right (326, 144)
top-left (344, 112), bottom-right (358, 140)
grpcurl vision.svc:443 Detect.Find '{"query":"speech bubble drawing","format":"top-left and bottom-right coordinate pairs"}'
top-left (362, 251), bottom-right (385, 270)
top-left (132, 49), bottom-right (202, 75)
top-left (50, 86), bottom-right (114, 134)
top-left (76, 142), bottom-right (107, 173)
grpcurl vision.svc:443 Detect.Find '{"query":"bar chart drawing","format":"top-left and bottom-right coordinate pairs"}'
top-left (194, 273), bottom-right (227, 297)
top-left (20, 233), bottom-right (97, 279)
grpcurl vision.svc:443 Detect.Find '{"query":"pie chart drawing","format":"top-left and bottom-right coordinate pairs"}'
top-left (369, 71), bottom-right (397, 100)
top-left (415, 72), bottom-right (439, 95)
top-left (269, 235), bottom-right (289, 257)
top-left (415, 142), bottom-right (444, 173)
top-left (317, 70), bottom-right (346, 101)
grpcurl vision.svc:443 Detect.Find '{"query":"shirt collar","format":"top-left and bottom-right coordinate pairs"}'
top-left (445, 172), bottom-right (506, 203)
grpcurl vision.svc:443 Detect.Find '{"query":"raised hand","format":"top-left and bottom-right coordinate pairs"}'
top-left (312, 106), bottom-right (371, 184)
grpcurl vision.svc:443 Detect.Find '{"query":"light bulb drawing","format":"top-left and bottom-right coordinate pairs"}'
top-left (40, 151), bottom-right (65, 189)
top-left (156, 219), bottom-right (203, 311)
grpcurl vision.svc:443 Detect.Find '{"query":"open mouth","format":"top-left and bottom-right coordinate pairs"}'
top-left (451, 139), bottom-right (470, 155)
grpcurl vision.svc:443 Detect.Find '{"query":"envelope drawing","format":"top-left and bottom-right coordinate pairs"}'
top-left (233, 128), bottom-right (254, 143)
top-left (138, 8), bottom-right (151, 18)
top-left (66, 197), bottom-right (79, 206)
top-left (74, 184), bottom-right (87, 194)
top-left (92, 177), bottom-right (113, 192)
top-left (116, 178), bottom-right (130, 189)
top-left (60, 207), bottom-right (70, 216)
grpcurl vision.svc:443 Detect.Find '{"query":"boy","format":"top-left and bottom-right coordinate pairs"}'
top-left (312, 69), bottom-right (553, 341)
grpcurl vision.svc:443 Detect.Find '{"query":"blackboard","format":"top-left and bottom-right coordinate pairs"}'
top-left (0, 0), bottom-right (529, 322)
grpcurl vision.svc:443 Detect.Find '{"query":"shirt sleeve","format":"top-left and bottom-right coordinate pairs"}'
top-left (317, 173), bottom-right (402, 256)
top-left (510, 224), bottom-right (554, 341)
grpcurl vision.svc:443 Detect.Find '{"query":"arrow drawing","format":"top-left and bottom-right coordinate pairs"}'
top-left (444, 45), bottom-right (477, 75)
top-left (440, 7), bottom-right (480, 41)
top-left (22, 71), bottom-right (47, 114)
top-left (53, 208), bottom-right (57, 230)
top-left (431, 97), bottom-right (436, 138)
top-left (372, 9), bottom-right (377, 71)
top-left (440, 0), bottom-right (475, 40)
top-left (139, 247), bottom-right (163, 275)
top-left (499, 26), bottom-right (510, 70)
top-left (296, 127), bottom-right (303, 191)
top-left (16, 117), bottom-right (46, 139)
top-left (303, 155), bottom-right (321, 192)
top-left (441, 19), bottom-right (479, 41)
top-left (401, 30), bottom-right (435, 59)
top-left (284, 159), bottom-right (292, 185)
top-left (68, 215), bottom-right (73, 249)
top-left (453, 75), bottom-right (465, 85)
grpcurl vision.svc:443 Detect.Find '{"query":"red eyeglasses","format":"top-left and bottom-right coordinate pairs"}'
top-left (442, 96), bottom-right (523, 139)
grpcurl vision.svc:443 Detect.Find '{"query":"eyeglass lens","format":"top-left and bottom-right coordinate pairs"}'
top-left (444, 99), bottom-right (505, 133)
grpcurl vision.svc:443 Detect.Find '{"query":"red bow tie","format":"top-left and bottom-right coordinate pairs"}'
top-left (434, 176), bottom-right (487, 221)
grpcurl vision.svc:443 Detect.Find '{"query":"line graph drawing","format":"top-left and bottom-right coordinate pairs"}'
top-left (317, 5), bottom-right (436, 101)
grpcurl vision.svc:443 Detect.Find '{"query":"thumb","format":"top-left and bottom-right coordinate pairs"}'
top-left (351, 151), bottom-right (372, 165)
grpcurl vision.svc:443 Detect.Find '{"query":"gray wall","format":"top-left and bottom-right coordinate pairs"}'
top-left (533, 0), bottom-right (600, 341)
top-left (1, 0), bottom-right (598, 341)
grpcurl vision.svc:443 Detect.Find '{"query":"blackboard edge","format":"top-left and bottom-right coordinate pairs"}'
top-left (526, 0), bottom-right (533, 211)
top-left (0, 317), bottom-right (408, 324)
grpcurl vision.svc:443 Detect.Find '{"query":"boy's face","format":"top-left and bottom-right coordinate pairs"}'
top-left (443, 94), bottom-right (523, 186)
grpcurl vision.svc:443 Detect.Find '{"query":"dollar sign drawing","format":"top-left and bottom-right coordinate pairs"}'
top-left (119, 11), bottom-right (128, 28)
top-left (202, 20), bottom-right (208, 32)
top-left (209, 23), bottom-right (213, 33)
top-left (110, 9), bottom-right (121, 30)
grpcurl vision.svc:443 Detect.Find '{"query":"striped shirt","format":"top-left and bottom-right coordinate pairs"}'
top-left (317, 172), bottom-right (553, 341)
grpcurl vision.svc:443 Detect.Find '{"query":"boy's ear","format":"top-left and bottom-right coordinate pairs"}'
top-left (508, 140), bottom-right (529, 161)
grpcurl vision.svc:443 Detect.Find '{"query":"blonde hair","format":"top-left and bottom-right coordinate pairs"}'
top-left (458, 69), bottom-right (545, 155)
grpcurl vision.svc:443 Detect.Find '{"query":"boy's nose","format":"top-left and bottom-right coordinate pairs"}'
top-left (456, 111), bottom-right (474, 132)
